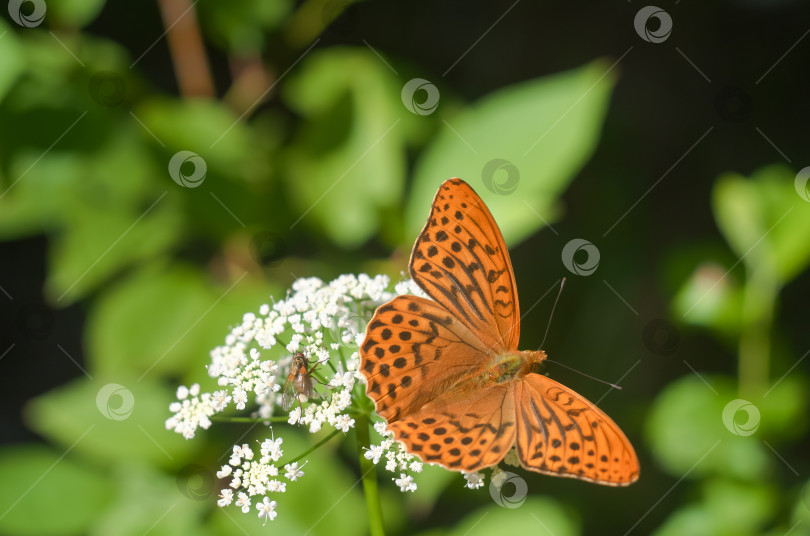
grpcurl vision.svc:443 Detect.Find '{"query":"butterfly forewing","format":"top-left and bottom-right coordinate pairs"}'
top-left (362, 295), bottom-right (489, 422)
top-left (409, 178), bottom-right (520, 353)
top-left (387, 382), bottom-right (517, 472)
top-left (514, 374), bottom-right (640, 486)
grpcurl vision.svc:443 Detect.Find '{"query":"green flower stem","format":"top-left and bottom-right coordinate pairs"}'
top-left (211, 416), bottom-right (291, 423)
top-left (282, 429), bottom-right (340, 466)
top-left (739, 267), bottom-right (779, 398)
top-left (356, 413), bottom-right (385, 536)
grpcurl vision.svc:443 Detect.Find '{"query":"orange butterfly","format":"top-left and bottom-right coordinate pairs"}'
top-left (360, 178), bottom-right (639, 486)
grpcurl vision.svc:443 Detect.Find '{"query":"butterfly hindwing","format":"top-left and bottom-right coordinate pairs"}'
top-left (387, 383), bottom-right (517, 472)
top-left (514, 374), bottom-right (640, 486)
top-left (409, 179), bottom-right (520, 353)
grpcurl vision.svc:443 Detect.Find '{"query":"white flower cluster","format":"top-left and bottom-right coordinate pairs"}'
top-left (166, 273), bottom-right (495, 523)
top-left (166, 274), bottom-right (392, 440)
top-left (365, 421), bottom-right (424, 491)
top-left (215, 437), bottom-right (307, 524)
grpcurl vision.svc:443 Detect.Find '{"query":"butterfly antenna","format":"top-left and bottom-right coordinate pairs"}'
top-left (539, 277), bottom-right (566, 350)
top-left (544, 359), bottom-right (623, 390)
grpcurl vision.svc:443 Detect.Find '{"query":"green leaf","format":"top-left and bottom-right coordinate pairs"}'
top-left (135, 99), bottom-right (271, 185)
top-left (713, 165), bottom-right (810, 284)
top-left (283, 47), bottom-right (421, 248)
top-left (673, 260), bottom-right (743, 335)
top-left (197, 0), bottom-right (293, 53)
top-left (654, 479), bottom-right (775, 536)
top-left (90, 461), bottom-right (211, 536)
top-left (47, 0), bottom-right (107, 27)
top-left (86, 262), bottom-right (281, 380)
top-left (0, 444), bottom-right (113, 535)
top-left (25, 377), bottom-right (199, 468)
top-left (444, 497), bottom-right (579, 536)
top-left (0, 21), bottom-right (25, 103)
top-left (646, 375), bottom-right (771, 481)
top-left (409, 60), bottom-right (615, 246)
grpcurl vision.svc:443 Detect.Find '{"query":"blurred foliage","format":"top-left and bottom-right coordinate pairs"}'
top-left (0, 1), bottom-right (808, 536)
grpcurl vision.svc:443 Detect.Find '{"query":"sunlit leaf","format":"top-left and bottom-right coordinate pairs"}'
top-left (25, 377), bottom-right (199, 468)
top-left (0, 444), bottom-right (112, 535)
top-left (409, 60), bottom-right (615, 246)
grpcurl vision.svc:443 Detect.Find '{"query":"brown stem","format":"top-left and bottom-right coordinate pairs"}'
top-left (156, 0), bottom-right (215, 98)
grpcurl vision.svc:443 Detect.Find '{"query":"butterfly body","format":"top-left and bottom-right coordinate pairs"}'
top-left (361, 178), bottom-right (639, 486)
top-left (485, 350), bottom-right (545, 384)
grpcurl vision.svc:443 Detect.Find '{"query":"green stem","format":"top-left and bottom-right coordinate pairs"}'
top-left (211, 416), bottom-right (290, 423)
top-left (356, 413), bottom-right (385, 536)
top-left (281, 429), bottom-right (340, 466)
top-left (738, 266), bottom-right (779, 398)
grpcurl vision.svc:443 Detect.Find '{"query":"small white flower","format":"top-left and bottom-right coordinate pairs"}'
top-left (256, 497), bottom-right (277, 524)
top-left (284, 462), bottom-right (305, 481)
top-left (364, 445), bottom-right (384, 464)
top-left (335, 414), bottom-right (355, 433)
top-left (394, 473), bottom-right (417, 492)
top-left (217, 488), bottom-right (233, 507)
top-left (462, 471), bottom-right (485, 489)
top-left (260, 437), bottom-right (284, 462)
top-left (176, 385), bottom-right (189, 400)
top-left (233, 388), bottom-right (248, 410)
top-left (217, 465), bottom-right (233, 479)
top-left (235, 492), bottom-right (251, 513)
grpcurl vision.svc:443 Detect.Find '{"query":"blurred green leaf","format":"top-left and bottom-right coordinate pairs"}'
top-left (654, 478), bottom-right (775, 536)
top-left (86, 263), bottom-right (215, 378)
top-left (136, 99), bottom-right (272, 186)
top-left (47, 189), bottom-right (181, 302)
top-left (646, 375), bottom-right (770, 481)
top-left (90, 461), bottom-right (210, 536)
top-left (673, 261), bottom-right (743, 335)
top-left (0, 22), bottom-right (25, 102)
top-left (441, 497), bottom-right (579, 536)
top-left (409, 60), bottom-right (615, 246)
top-left (25, 377), bottom-right (199, 468)
top-left (0, 444), bottom-right (113, 536)
top-left (713, 165), bottom-right (810, 284)
top-left (283, 47), bottom-right (422, 248)
top-left (47, 0), bottom-right (107, 27)
top-left (198, 0), bottom-right (293, 53)
top-left (86, 262), bottom-right (281, 379)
